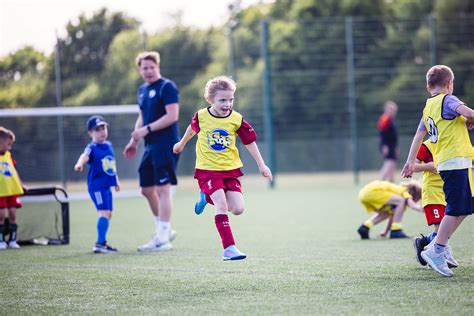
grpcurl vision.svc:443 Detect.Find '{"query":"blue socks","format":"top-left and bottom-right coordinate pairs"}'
top-left (96, 217), bottom-right (109, 245)
top-left (9, 223), bottom-right (17, 241)
top-left (427, 231), bottom-right (437, 242)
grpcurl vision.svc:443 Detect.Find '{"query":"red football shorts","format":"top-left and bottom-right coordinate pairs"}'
top-left (0, 196), bottom-right (22, 209)
top-left (423, 204), bottom-right (445, 226)
top-left (197, 177), bottom-right (242, 205)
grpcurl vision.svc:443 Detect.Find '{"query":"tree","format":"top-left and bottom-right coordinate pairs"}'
top-left (38, 8), bottom-right (139, 106)
top-left (0, 47), bottom-right (48, 108)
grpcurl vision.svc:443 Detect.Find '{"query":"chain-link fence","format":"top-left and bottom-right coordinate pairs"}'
top-left (1, 15), bottom-right (473, 185)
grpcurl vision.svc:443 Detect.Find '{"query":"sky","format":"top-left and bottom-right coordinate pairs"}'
top-left (0, 0), bottom-right (267, 57)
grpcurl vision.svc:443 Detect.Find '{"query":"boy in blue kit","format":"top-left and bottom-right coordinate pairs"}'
top-left (75, 115), bottom-right (120, 254)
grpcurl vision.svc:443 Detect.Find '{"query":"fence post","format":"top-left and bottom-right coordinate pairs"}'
top-left (54, 33), bottom-right (67, 188)
top-left (260, 19), bottom-right (275, 188)
top-left (345, 16), bottom-right (359, 185)
top-left (226, 3), bottom-right (239, 79)
top-left (428, 14), bottom-right (437, 65)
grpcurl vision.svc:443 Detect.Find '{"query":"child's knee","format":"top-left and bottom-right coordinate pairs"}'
top-left (229, 206), bottom-right (245, 216)
top-left (213, 200), bottom-right (228, 213)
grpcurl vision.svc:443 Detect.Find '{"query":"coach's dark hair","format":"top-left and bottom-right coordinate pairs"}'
top-left (426, 65), bottom-right (454, 89)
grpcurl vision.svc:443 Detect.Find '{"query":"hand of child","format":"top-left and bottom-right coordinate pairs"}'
top-left (259, 164), bottom-right (273, 181)
top-left (428, 163), bottom-right (438, 174)
top-left (74, 164), bottom-right (83, 172)
top-left (401, 162), bottom-right (414, 178)
top-left (378, 231), bottom-right (388, 238)
top-left (173, 142), bottom-right (184, 154)
top-left (115, 185), bottom-right (120, 192)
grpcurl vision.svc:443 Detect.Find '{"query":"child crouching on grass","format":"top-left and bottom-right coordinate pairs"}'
top-left (173, 76), bottom-right (272, 260)
top-left (357, 180), bottom-right (422, 239)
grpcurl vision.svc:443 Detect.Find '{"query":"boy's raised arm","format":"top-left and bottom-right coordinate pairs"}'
top-left (401, 129), bottom-right (426, 178)
top-left (74, 153), bottom-right (89, 172)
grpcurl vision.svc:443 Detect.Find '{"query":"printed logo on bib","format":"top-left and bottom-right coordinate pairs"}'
top-left (101, 156), bottom-right (117, 176)
top-left (207, 128), bottom-right (231, 151)
top-left (0, 162), bottom-right (13, 177)
top-left (427, 116), bottom-right (438, 143)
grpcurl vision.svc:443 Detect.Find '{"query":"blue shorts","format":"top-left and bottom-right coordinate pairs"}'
top-left (139, 144), bottom-right (179, 187)
top-left (88, 188), bottom-right (113, 211)
top-left (439, 169), bottom-right (473, 216)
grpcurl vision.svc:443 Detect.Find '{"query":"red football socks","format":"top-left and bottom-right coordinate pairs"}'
top-left (215, 214), bottom-right (235, 249)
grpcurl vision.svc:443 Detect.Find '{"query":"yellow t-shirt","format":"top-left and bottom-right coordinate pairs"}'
top-left (0, 151), bottom-right (24, 197)
top-left (194, 108), bottom-right (244, 171)
top-left (359, 180), bottom-right (411, 213)
top-left (418, 141), bottom-right (445, 207)
top-left (422, 94), bottom-right (472, 165)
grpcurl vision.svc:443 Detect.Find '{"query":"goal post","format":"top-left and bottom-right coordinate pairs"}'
top-left (2, 186), bottom-right (70, 245)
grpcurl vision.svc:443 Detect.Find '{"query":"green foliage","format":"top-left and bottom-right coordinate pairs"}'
top-left (147, 27), bottom-right (215, 89)
top-left (0, 46), bottom-right (47, 86)
top-left (57, 8), bottom-right (138, 79)
top-left (0, 47), bottom-right (49, 108)
top-left (39, 8), bottom-right (139, 106)
top-left (1, 1), bottom-right (473, 143)
top-left (0, 73), bottom-right (46, 108)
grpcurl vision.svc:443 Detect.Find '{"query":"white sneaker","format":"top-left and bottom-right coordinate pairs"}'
top-left (8, 241), bottom-right (20, 249)
top-left (0, 241), bottom-right (7, 250)
top-left (137, 236), bottom-right (172, 252)
top-left (421, 244), bottom-right (453, 277)
top-left (444, 245), bottom-right (458, 268)
top-left (169, 230), bottom-right (177, 242)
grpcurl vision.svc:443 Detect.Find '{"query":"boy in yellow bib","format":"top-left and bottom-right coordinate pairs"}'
top-left (402, 65), bottom-right (474, 277)
top-left (173, 76), bottom-right (272, 260)
top-left (0, 127), bottom-right (24, 250)
top-left (357, 180), bottom-right (422, 239)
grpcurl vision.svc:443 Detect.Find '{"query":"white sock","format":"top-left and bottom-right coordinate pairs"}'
top-left (158, 221), bottom-right (171, 244)
top-left (154, 216), bottom-right (160, 236)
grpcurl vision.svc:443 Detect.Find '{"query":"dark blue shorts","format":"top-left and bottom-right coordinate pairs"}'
top-left (88, 188), bottom-right (113, 211)
top-left (439, 169), bottom-right (473, 216)
top-left (139, 144), bottom-right (179, 187)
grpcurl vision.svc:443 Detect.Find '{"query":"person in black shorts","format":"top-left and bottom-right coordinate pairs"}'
top-left (124, 51), bottom-right (179, 252)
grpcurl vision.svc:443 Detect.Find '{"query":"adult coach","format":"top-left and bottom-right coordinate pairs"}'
top-left (123, 51), bottom-right (179, 252)
top-left (378, 100), bottom-right (399, 182)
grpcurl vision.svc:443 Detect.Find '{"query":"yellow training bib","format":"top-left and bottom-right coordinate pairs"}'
top-left (0, 151), bottom-right (24, 196)
top-left (195, 108), bottom-right (244, 171)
